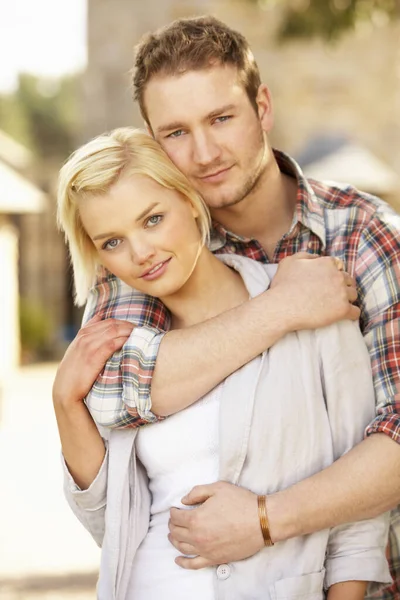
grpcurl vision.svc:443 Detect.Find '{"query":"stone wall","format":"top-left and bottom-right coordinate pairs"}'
top-left (82, 0), bottom-right (400, 184)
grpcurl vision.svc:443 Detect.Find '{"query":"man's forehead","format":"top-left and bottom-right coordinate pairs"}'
top-left (143, 66), bottom-right (246, 128)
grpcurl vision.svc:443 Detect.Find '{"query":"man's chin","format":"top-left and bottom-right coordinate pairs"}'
top-left (205, 194), bottom-right (245, 211)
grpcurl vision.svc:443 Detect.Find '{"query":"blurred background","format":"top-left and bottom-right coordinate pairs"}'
top-left (0, 0), bottom-right (399, 597)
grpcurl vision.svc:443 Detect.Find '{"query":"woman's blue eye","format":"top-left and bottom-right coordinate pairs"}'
top-left (103, 239), bottom-right (121, 250)
top-left (146, 215), bottom-right (163, 227)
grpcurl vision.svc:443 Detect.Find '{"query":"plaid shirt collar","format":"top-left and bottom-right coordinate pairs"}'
top-left (210, 149), bottom-right (327, 252)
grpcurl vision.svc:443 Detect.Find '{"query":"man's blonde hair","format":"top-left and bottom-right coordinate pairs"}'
top-left (57, 127), bottom-right (210, 306)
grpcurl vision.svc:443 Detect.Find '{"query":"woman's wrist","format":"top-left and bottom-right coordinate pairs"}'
top-left (326, 581), bottom-right (367, 600)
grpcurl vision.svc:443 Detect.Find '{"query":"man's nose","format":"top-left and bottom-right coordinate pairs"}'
top-left (192, 131), bottom-right (221, 167)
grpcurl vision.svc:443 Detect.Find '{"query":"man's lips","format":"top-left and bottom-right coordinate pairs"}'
top-left (140, 258), bottom-right (171, 280)
top-left (198, 165), bottom-right (233, 182)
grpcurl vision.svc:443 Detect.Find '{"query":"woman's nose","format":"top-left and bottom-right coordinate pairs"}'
top-left (129, 238), bottom-right (155, 265)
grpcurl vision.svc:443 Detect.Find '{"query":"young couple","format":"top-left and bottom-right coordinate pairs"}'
top-left (53, 15), bottom-right (400, 600)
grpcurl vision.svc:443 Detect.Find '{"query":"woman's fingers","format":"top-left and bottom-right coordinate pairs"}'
top-left (81, 316), bottom-right (134, 334)
top-left (53, 318), bottom-right (134, 406)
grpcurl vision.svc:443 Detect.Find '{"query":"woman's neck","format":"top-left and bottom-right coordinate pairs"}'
top-left (160, 249), bottom-right (249, 329)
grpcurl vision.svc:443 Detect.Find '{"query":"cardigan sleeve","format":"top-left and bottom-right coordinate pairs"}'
top-left (316, 320), bottom-right (391, 589)
top-left (62, 447), bottom-right (108, 548)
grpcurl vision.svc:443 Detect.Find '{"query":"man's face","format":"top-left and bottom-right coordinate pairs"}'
top-left (143, 64), bottom-right (274, 211)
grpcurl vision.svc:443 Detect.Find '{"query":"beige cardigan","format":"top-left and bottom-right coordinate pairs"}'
top-left (64, 255), bottom-right (390, 600)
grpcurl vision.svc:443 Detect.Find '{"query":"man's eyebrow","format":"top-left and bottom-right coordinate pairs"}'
top-left (155, 104), bottom-right (237, 135)
top-left (206, 104), bottom-right (236, 120)
top-left (155, 121), bottom-right (185, 135)
top-left (92, 202), bottom-right (160, 241)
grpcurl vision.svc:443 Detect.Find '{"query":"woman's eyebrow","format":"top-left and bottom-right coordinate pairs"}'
top-left (92, 202), bottom-right (160, 241)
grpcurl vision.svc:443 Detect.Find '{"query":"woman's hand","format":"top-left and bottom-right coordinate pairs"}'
top-left (53, 315), bottom-right (133, 490)
top-left (326, 581), bottom-right (367, 600)
top-left (53, 314), bottom-right (134, 408)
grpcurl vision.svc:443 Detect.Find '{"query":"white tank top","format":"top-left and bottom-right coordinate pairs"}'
top-left (127, 385), bottom-right (221, 599)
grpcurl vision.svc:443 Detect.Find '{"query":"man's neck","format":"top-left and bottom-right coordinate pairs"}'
top-left (211, 159), bottom-right (298, 260)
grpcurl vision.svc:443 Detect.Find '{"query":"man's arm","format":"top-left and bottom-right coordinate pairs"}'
top-left (168, 210), bottom-right (400, 569)
top-left (151, 254), bottom-right (358, 414)
top-left (86, 254), bottom-right (358, 425)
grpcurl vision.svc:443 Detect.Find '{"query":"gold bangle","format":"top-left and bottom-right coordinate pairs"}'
top-left (257, 495), bottom-right (274, 547)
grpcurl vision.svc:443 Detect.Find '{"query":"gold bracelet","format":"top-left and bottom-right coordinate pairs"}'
top-left (257, 495), bottom-right (274, 547)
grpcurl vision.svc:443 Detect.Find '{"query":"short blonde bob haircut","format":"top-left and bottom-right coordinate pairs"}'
top-left (57, 127), bottom-right (211, 306)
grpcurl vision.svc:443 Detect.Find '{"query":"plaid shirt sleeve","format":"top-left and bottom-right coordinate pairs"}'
top-left (83, 268), bottom-right (171, 429)
top-left (356, 207), bottom-right (400, 443)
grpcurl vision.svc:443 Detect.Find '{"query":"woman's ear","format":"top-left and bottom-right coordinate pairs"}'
top-left (189, 202), bottom-right (200, 220)
top-left (256, 84), bottom-right (274, 133)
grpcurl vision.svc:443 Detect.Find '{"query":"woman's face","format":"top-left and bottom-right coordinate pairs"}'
top-left (79, 174), bottom-right (202, 299)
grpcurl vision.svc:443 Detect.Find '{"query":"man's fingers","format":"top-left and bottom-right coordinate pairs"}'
top-left (348, 304), bottom-right (361, 321)
top-left (169, 507), bottom-right (192, 527)
top-left (181, 484), bottom-right (215, 505)
top-left (347, 287), bottom-right (358, 303)
top-left (291, 251), bottom-right (319, 260)
top-left (342, 270), bottom-right (352, 284)
top-left (175, 555), bottom-right (212, 570)
top-left (332, 256), bottom-right (344, 271)
top-left (168, 519), bottom-right (191, 543)
top-left (168, 534), bottom-right (197, 555)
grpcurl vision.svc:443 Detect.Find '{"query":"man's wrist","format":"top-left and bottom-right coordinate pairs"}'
top-left (261, 288), bottom-right (292, 338)
top-left (262, 491), bottom-right (298, 543)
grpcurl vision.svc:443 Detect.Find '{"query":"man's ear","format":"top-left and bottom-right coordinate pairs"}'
top-left (256, 84), bottom-right (274, 133)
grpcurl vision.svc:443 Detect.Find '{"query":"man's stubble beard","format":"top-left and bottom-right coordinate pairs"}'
top-left (202, 135), bottom-right (270, 211)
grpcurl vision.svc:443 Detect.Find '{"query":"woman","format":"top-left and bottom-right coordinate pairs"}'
top-left (54, 127), bottom-right (390, 600)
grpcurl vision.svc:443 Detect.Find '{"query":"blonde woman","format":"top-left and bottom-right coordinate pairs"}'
top-left (54, 127), bottom-right (390, 600)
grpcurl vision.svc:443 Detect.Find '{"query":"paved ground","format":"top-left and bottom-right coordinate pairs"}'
top-left (0, 364), bottom-right (100, 599)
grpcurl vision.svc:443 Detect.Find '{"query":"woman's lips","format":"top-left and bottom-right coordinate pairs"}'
top-left (141, 258), bottom-right (171, 281)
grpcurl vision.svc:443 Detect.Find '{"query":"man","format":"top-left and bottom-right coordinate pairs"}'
top-left (83, 16), bottom-right (400, 597)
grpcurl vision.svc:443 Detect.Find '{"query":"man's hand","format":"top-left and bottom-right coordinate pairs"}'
top-left (168, 482), bottom-right (264, 569)
top-left (270, 253), bottom-right (360, 332)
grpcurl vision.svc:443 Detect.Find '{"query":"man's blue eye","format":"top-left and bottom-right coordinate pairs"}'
top-left (168, 130), bottom-right (184, 138)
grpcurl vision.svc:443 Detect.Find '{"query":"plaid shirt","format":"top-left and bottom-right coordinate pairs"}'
top-left (84, 150), bottom-right (400, 596)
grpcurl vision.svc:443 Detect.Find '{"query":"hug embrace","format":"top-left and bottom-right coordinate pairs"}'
top-left (53, 15), bottom-right (400, 600)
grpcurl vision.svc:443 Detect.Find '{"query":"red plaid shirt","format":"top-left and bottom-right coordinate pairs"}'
top-left (83, 150), bottom-right (400, 596)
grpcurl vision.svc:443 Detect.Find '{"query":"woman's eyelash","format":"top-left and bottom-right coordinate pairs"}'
top-left (146, 214), bottom-right (163, 227)
top-left (102, 238), bottom-right (120, 250)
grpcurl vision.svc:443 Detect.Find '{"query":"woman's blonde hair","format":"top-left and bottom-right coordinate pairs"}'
top-left (57, 127), bottom-right (211, 306)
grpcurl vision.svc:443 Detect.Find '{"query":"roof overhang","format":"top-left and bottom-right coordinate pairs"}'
top-left (0, 160), bottom-right (46, 214)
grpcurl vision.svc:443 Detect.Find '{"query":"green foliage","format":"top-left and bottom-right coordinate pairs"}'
top-left (254, 0), bottom-right (400, 41)
top-left (19, 297), bottom-right (53, 359)
top-left (0, 73), bottom-right (78, 160)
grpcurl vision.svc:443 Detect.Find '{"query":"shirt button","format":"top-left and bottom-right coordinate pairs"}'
top-left (307, 241), bottom-right (313, 249)
top-left (216, 564), bottom-right (231, 580)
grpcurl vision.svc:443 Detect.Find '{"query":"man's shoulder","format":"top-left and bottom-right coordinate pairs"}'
top-left (307, 177), bottom-right (392, 216)
top-left (307, 177), bottom-right (400, 239)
